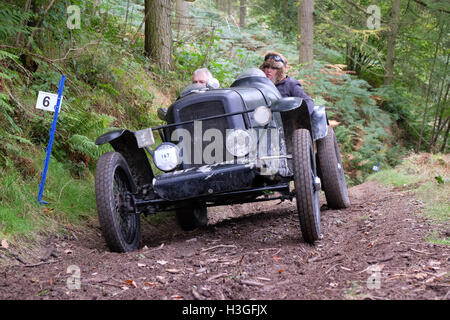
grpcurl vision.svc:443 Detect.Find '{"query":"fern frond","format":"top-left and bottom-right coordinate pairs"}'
top-left (0, 50), bottom-right (18, 61)
top-left (5, 133), bottom-right (33, 146)
top-left (67, 134), bottom-right (102, 159)
top-left (0, 3), bottom-right (33, 39)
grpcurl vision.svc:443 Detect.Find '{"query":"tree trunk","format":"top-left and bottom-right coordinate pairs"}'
top-left (145, 0), bottom-right (150, 55)
top-left (384, 0), bottom-right (401, 85)
top-left (227, 0), bottom-right (233, 16)
top-left (343, 4), bottom-right (354, 71)
top-left (298, 0), bottom-right (314, 69)
top-left (145, 0), bottom-right (173, 71)
top-left (175, 0), bottom-right (189, 36)
top-left (15, 0), bottom-right (33, 46)
top-left (428, 53), bottom-right (449, 151)
top-left (124, 0), bottom-right (130, 32)
top-left (441, 121), bottom-right (450, 153)
top-left (239, 0), bottom-right (246, 28)
top-left (418, 23), bottom-right (444, 151)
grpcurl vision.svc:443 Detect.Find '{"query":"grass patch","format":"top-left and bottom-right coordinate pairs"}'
top-left (145, 211), bottom-right (176, 226)
top-left (416, 182), bottom-right (450, 223)
top-left (41, 158), bottom-right (96, 225)
top-left (0, 207), bottom-right (34, 239)
top-left (425, 231), bottom-right (450, 245)
top-left (0, 168), bottom-right (40, 240)
top-left (367, 168), bottom-right (423, 187)
top-left (0, 151), bottom-right (96, 240)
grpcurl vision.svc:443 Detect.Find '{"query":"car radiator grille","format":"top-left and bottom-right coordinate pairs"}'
top-left (177, 101), bottom-right (229, 168)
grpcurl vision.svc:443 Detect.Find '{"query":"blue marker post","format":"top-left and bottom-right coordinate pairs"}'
top-left (372, 162), bottom-right (381, 173)
top-left (38, 74), bottom-right (66, 205)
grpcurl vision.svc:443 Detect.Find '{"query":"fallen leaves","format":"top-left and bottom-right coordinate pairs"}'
top-left (144, 282), bottom-right (158, 287)
top-left (328, 120), bottom-right (340, 128)
top-left (241, 279), bottom-right (265, 287)
top-left (329, 282), bottom-right (338, 288)
top-left (1, 239), bottom-right (8, 250)
top-left (124, 279), bottom-right (137, 288)
top-left (415, 272), bottom-right (428, 280)
top-left (201, 244), bottom-right (237, 253)
top-left (43, 208), bottom-right (54, 215)
top-left (165, 268), bottom-right (182, 274)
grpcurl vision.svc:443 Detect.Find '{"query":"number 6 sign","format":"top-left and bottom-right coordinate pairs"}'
top-left (36, 91), bottom-right (63, 112)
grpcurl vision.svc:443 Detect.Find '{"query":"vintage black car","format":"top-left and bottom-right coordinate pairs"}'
top-left (94, 69), bottom-right (350, 252)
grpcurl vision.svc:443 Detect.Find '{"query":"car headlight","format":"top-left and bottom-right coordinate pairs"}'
top-left (253, 106), bottom-right (272, 126)
top-left (153, 143), bottom-right (181, 172)
top-left (226, 129), bottom-right (253, 157)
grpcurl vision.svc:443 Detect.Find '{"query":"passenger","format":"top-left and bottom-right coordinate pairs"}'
top-left (260, 51), bottom-right (315, 114)
top-left (192, 68), bottom-right (213, 87)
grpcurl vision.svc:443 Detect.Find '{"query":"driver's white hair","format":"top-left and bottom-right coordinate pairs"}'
top-left (193, 68), bottom-right (212, 79)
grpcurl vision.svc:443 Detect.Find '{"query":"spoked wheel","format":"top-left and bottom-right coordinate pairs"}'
top-left (292, 129), bottom-right (321, 243)
top-left (176, 205), bottom-right (208, 231)
top-left (95, 152), bottom-right (141, 252)
top-left (316, 126), bottom-right (350, 209)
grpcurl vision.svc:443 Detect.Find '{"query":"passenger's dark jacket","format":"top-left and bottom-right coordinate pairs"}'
top-left (276, 76), bottom-right (314, 114)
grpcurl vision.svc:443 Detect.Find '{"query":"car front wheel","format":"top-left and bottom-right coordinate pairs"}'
top-left (95, 152), bottom-right (141, 252)
top-left (292, 129), bottom-right (321, 244)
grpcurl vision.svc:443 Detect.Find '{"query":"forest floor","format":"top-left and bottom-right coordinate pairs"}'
top-left (0, 179), bottom-right (449, 300)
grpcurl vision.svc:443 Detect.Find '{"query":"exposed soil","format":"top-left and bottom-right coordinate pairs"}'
top-left (0, 181), bottom-right (449, 300)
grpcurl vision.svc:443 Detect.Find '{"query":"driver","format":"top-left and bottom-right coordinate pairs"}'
top-left (260, 51), bottom-right (315, 114)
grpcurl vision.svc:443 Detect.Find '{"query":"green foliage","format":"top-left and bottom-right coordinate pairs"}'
top-left (73, 51), bottom-right (118, 87)
top-left (250, 0), bottom-right (298, 39)
top-left (67, 134), bottom-right (103, 160)
top-left (0, 2), bottom-right (33, 40)
top-left (435, 175), bottom-right (444, 184)
top-left (425, 231), bottom-right (450, 246)
top-left (367, 168), bottom-right (422, 187)
top-left (173, 27), bottom-right (239, 87)
top-left (0, 168), bottom-right (38, 238)
top-left (293, 60), bottom-right (401, 180)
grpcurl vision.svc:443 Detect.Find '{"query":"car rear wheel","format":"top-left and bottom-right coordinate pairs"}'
top-left (316, 126), bottom-right (350, 209)
top-left (95, 152), bottom-right (141, 252)
top-left (292, 129), bottom-right (321, 243)
top-left (176, 205), bottom-right (208, 231)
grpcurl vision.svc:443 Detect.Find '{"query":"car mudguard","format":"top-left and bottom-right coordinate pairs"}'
top-left (95, 130), bottom-right (154, 187)
top-left (311, 105), bottom-right (328, 141)
top-left (271, 98), bottom-right (328, 141)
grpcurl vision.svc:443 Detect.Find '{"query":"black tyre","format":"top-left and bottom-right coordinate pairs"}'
top-left (176, 205), bottom-right (208, 231)
top-left (95, 152), bottom-right (140, 252)
top-left (316, 127), bottom-right (350, 209)
top-left (292, 129), bottom-right (321, 243)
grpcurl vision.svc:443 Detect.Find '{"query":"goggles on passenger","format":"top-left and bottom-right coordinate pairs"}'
top-left (264, 54), bottom-right (286, 66)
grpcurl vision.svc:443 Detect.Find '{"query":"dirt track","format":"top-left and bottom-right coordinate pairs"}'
top-left (0, 181), bottom-right (449, 300)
